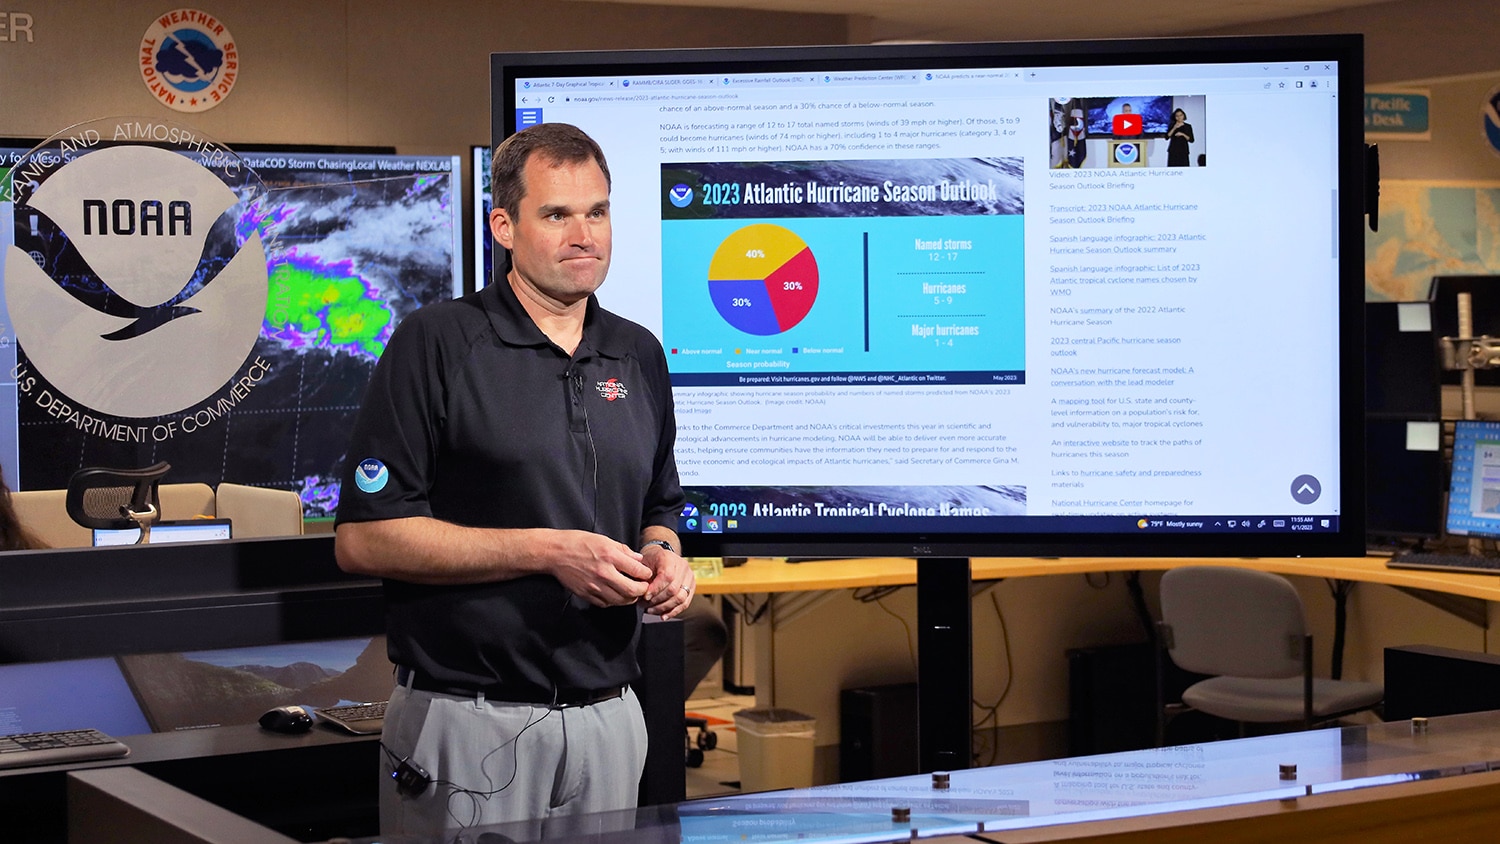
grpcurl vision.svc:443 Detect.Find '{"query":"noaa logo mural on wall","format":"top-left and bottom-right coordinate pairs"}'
top-left (140, 10), bottom-right (240, 112)
top-left (4, 117), bottom-right (275, 445)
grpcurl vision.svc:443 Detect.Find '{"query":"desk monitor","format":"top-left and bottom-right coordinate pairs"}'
top-left (92, 518), bottom-right (233, 547)
top-left (0, 657), bottom-right (152, 738)
top-left (492, 35), bottom-right (1367, 558)
top-left (1365, 418), bottom-right (1444, 542)
top-left (1446, 420), bottom-right (1500, 539)
top-left (118, 635), bottom-right (391, 732)
top-left (1365, 301), bottom-right (1440, 419)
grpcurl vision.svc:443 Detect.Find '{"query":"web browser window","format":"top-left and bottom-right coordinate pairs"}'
top-left (494, 42), bottom-right (1359, 556)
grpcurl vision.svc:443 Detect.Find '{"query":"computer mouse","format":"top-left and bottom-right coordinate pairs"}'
top-left (258, 704), bottom-right (315, 734)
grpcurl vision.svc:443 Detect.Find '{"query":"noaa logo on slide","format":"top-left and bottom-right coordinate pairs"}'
top-left (354, 458), bottom-right (389, 493)
top-left (4, 141), bottom-right (268, 419)
top-left (1113, 142), bottom-right (1140, 165)
top-left (668, 183), bottom-right (694, 208)
top-left (140, 10), bottom-right (240, 112)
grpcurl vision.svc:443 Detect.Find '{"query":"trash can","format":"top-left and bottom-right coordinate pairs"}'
top-left (733, 708), bottom-right (816, 792)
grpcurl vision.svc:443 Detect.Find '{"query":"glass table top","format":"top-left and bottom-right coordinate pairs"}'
top-left (350, 710), bottom-right (1500, 844)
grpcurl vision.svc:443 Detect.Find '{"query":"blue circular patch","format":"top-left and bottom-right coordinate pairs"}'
top-left (668, 183), bottom-right (693, 208)
top-left (354, 458), bottom-right (389, 493)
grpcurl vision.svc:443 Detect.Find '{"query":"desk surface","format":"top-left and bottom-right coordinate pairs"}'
top-left (697, 555), bottom-right (1500, 602)
top-left (339, 710), bottom-right (1500, 844)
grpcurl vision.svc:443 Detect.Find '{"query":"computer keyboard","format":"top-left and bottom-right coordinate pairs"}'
top-left (1387, 552), bottom-right (1500, 575)
top-left (0, 728), bottom-right (129, 770)
top-left (317, 701), bottom-right (386, 735)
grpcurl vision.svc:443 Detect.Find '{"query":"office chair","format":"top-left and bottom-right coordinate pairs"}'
top-left (64, 462), bottom-right (172, 545)
top-left (685, 715), bottom-right (719, 767)
top-left (681, 599), bottom-right (727, 767)
top-left (1156, 566), bottom-right (1382, 744)
top-left (215, 482), bottom-right (304, 537)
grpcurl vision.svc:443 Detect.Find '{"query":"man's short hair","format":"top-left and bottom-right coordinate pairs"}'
top-left (490, 123), bottom-right (612, 219)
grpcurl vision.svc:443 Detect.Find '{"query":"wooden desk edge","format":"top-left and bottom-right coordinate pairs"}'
top-left (695, 556), bottom-right (1500, 603)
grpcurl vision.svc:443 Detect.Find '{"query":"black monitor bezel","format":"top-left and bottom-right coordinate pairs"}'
top-left (490, 35), bottom-right (1368, 559)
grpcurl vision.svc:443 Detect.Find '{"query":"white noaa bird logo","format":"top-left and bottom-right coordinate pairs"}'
top-left (4, 144), bottom-right (267, 419)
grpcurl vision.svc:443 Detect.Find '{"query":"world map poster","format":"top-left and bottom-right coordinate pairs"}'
top-left (1365, 179), bottom-right (1500, 302)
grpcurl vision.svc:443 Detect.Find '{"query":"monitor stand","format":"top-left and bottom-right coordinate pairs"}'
top-left (917, 557), bottom-right (973, 772)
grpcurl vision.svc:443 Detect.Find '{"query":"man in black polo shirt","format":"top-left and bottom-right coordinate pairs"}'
top-left (334, 122), bottom-right (694, 836)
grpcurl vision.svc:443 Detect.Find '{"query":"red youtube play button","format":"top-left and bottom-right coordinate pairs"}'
top-left (1112, 113), bottom-right (1142, 135)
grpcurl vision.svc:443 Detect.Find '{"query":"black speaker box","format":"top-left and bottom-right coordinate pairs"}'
top-left (840, 682), bottom-right (918, 782)
top-left (1385, 645), bottom-right (1500, 721)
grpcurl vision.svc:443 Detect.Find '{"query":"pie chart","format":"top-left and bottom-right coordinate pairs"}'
top-left (708, 224), bottom-right (819, 335)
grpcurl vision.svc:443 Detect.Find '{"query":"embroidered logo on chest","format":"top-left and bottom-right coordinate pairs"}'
top-left (595, 377), bottom-right (629, 401)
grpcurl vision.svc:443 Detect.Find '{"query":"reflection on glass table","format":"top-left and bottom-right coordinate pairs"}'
top-left (352, 711), bottom-right (1500, 844)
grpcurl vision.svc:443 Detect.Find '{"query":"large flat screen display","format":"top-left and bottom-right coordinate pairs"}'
top-left (1, 143), bottom-right (463, 520)
top-left (491, 36), bottom-right (1367, 558)
top-left (472, 143), bottom-right (496, 288)
top-left (117, 635), bottom-right (390, 732)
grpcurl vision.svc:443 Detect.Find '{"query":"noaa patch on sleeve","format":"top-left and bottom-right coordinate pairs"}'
top-left (354, 458), bottom-right (389, 493)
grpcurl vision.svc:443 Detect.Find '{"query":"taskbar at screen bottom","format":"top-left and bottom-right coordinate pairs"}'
top-left (677, 512), bottom-right (1341, 537)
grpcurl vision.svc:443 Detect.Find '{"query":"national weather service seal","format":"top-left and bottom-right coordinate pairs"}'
top-left (140, 9), bottom-right (240, 113)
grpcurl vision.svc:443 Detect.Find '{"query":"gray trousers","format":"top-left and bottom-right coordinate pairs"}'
top-left (379, 679), bottom-right (648, 837)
